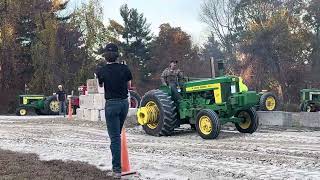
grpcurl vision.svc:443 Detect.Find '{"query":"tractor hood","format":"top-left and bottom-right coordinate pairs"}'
top-left (184, 76), bottom-right (239, 93)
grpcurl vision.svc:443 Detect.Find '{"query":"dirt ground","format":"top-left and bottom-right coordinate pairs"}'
top-left (0, 116), bottom-right (319, 180)
top-left (0, 149), bottom-right (114, 180)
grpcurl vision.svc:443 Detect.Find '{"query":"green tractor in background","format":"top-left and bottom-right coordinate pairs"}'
top-left (16, 95), bottom-right (60, 116)
top-left (137, 76), bottom-right (260, 139)
top-left (300, 89), bottom-right (320, 112)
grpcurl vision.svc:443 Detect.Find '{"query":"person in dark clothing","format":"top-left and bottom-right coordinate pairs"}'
top-left (56, 85), bottom-right (67, 117)
top-left (97, 43), bottom-right (132, 179)
top-left (161, 60), bottom-right (184, 100)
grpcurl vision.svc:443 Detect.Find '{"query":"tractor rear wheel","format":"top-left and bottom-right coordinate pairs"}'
top-left (259, 92), bottom-right (278, 111)
top-left (140, 89), bottom-right (178, 136)
top-left (44, 96), bottom-right (60, 115)
top-left (235, 108), bottom-right (259, 134)
top-left (16, 107), bottom-right (28, 116)
top-left (195, 109), bottom-right (221, 139)
top-left (303, 103), bottom-right (316, 112)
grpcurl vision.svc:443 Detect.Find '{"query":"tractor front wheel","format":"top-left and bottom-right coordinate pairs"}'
top-left (302, 103), bottom-right (316, 112)
top-left (195, 109), bottom-right (221, 139)
top-left (235, 108), bottom-right (259, 134)
top-left (16, 107), bottom-right (28, 116)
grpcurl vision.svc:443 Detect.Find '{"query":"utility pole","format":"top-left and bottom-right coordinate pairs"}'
top-left (210, 57), bottom-right (215, 78)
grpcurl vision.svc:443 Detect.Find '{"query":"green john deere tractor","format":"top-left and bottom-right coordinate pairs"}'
top-left (137, 75), bottom-right (260, 139)
top-left (300, 89), bottom-right (320, 112)
top-left (16, 95), bottom-right (60, 116)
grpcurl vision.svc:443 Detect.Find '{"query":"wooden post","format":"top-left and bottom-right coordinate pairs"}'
top-left (210, 57), bottom-right (215, 78)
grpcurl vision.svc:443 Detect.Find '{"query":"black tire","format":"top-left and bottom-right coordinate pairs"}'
top-left (259, 92), bottom-right (278, 111)
top-left (190, 124), bottom-right (196, 130)
top-left (235, 108), bottom-right (259, 134)
top-left (303, 103), bottom-right (316, 112)
top-left (44, 96), bottom-right (60, 115)
top-left (300, 103), bottom-right (305, 112)
top-left (140, 89), bottom-right (178, 136)
top-left (129, 90), bottom-right (141, 108)
top-left (195, 109), bottom-right (221, 139)
top-left (16, 107), bottom-right (28, 116)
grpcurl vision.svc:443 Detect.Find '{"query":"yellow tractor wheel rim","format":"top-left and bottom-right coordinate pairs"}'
top-left (199, 116), bottom-right (212, 135)
top-left (50, 101), bottom-right (60, 112)
top-left (239, 112), bottom-right (251, 129)
top-left (265, 96), bottom-right (276, 111)
top-left (20, 109), bottom-right (27, 116)
top-left (145, 101), bottom-right (159, 129)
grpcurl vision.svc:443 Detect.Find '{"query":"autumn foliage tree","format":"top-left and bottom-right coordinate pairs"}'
top-left (147, 23), bottom-right (210, 91)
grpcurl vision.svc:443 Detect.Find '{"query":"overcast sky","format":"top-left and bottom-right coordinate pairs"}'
top-left (69, 0), bottom-right (209, 45)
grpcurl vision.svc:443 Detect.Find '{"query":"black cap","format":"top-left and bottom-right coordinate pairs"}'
top-left (170, 60), bottom-right (178, 63)
top-left (103, 43), bottom-right (118, 53)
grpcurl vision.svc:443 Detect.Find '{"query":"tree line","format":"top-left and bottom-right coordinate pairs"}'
top-left (0, 0), bottom-right (319, 113)
top-left (200, 0), bottom-right (320, 106)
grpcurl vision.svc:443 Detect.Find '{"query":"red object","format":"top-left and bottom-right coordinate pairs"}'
top-left (121, 128), bottom-right (136, 176)
top-left (78, 85), bottom-right (87, 95)
top-left (68, 98), bottom-right (73, 120)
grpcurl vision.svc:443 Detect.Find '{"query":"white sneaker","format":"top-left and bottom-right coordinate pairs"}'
top-left (112, 172), bottom-right (122, 179)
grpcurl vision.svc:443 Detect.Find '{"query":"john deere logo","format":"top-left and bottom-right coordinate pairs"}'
top-left (186, 84), bottom-right (215, 92)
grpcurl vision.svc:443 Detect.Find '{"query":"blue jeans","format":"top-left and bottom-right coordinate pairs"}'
top-left (105, 99), bottom-right (129, 173)
top-left (59, 101), bottom-right (66, 116)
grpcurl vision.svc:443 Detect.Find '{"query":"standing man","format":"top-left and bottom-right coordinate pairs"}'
top-left (161, 60), bottom-right (184, 100)
top-left (97, 43), bottom-right (132, 178)
top-left (56, 85), bottom-right (67, 117)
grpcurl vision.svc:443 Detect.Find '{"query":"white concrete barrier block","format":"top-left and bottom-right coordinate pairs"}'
top-left (80, 95), bottom-right (94, 109)
top-left (83, 109), bottom-right (91, 121)
top-left (90, 109), bottom-right (100, 121)
top-left (76, 108), bottom-right (84, 120)
top-left (85, 95), bottom-right (95, 109)
top-left (98, 85), bottom-right (104, 94)
top-left (87, 79), bottom-right (99, 94)
top-left (79, 95), bottom-right (87, 108)
top-left (257, 111), bottom-right (288, 126)
top-left (100, 110), bottom-right (106, 122)
top-left (93, 94), bottom-right (105, 110)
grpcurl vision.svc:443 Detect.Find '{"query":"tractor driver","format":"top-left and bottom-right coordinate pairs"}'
top-left (161, 60), bottom-right (183, 100)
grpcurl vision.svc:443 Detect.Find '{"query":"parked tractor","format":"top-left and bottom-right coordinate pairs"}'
top-left (300, 89), bottom-right (320, 112)
top-left (16, 95), bottom-right (61, 116)
top-left (137, 75), bottom-right (260, 139)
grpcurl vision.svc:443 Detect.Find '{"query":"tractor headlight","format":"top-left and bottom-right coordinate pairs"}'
top-left (231, 85), bottom-right (236, 94)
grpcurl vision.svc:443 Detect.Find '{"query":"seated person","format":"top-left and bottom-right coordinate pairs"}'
top-left (161, 60), bottom-right (183, 100)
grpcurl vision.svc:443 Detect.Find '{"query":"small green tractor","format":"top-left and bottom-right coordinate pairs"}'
top-left (300, 89), bottom-right (320, 112)
top-left (137, 76), bottom-right (262, 139)
top-left (16, 95), bottom-right (62, 116)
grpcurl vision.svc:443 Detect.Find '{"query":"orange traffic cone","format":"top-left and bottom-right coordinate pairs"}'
top-left (68, 98), bottom-right (73, 120)
top-left (121, 128), bottom-right (136, 176)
